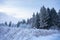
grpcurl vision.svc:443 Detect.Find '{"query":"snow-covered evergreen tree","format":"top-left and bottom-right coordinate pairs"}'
top-left (27, 19), bottom-right (30, 24)
top-left (40, 6), bottom-right (49, 29)
top-left (5, 22), bottom-right (7, 26)
top-left (17, 21), bottom-right (21, 27)
top-left (22, 19), bottom-right (26, 24)
top-left (50, 8), bottom-right (58, 26)
top-left (35, 12), bottom-right (40, 29)
top-left (46, 8), bottom-right (51, 29)
top-left (57, 10), bottom-right (60, 28)
top-left (9, 21), bottom-right (12, 27)
top-left (32, 13), bottom-right (36, 28)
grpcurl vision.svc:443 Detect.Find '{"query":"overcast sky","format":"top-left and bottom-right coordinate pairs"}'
top-left (0, 0), bottom-right (60, 19)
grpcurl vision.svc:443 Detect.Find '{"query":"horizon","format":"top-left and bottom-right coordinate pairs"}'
top-left (0, 0), bottom-right (60, 20)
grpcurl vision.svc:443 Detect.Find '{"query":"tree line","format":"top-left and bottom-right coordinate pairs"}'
top-left (1, 6), bottom-right (60, 29)
top-left (27, 6), bottom-right (60, 29)
top-left (4, 19), bottom-right (26, 27)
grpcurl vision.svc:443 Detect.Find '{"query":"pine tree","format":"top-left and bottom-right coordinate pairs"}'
top-left (40, 6), bottom-right (48, 29)
top-left (32, 13), bottom-right (36, 28)
top-left (5, 22), bottom-right (7, 26)
top-left (22, 19), bottom-right (26, 24)
top-left (17, 21), bottom-right (21, 27)
top-left (27, 19), bottom-right (30, 24)
top-left (35, 12), bottom-right (40, 29)
top-left (46, 8), bottom-right (51, 29)
top-left (57, 10), bottom-right (60, 28)
top-left (50, 8), bottom-right (58, 26)
top-left (9, 22), bottom-right (11, 27)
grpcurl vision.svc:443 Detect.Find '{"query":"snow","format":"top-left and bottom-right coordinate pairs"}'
top-left (19, 24), bottom-right (31, 28)
top-left (0, 26), bottom-right (60, 40)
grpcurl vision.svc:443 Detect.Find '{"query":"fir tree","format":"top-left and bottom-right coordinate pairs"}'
top-left (50, 8), bottom-right (58, 26)
top-left (9, 21), bottom-right (11, 27)
top-left (22, 19), bottom-right (26, 24)
top-left (40, 6), bottom-right (48, 29)
top-left (5, 22), bottom-right (7, 26)
top-left (17, 21), bottom-right (21, 27)
top-left (32, 13), bottom-right (36, 28)
top-left (57, 10), bottom-right (60, 28)
top-left (35, 12), bottom-right (40, 29)
top-left (46, 8), bottom-right (51, 29)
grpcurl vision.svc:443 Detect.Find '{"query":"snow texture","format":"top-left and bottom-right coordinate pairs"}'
top-left (0, 26), bottom-right (60, 40)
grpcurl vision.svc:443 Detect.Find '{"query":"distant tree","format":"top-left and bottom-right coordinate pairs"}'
top-left (40, 6), bottom-right (48, 29)
top-left (57, 10), bottom-right (60, 28)
top-left (58, 10), bottom-right (60, 15)
top-left (22, 19), bottom-right (26, 24)
top-left (35, 12), bottom-right (40, 29)
top-left (17, 21), bottom-right (21, 27)
top-left (58, 10), bottom-right (60, 16)
top-left (5, 22), bottom-right (7, 26)
top-left (27, 18), bottom-right (32, 24)
top-left (27, 19), bottom-right (30, 24)
top-left (46, 8), bottom-right (51, 29)
top-left (9, 21), bottom-right (11, 27)
top-left (50, 8), bottom-right (58, 26)
top-left (32, 13), bottom-right (36, 28)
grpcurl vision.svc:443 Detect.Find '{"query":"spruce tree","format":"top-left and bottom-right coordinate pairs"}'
top-left (50, 8), bottom-right (58, 26)
top-left (22, 19), bottom-right (26, 24)
top-left (57, 10), bottom-right (60, 28)
top-left (46, 8), bottom-right (51, 29)
top-left (5, 22), bottom-right (7, 26)
top-left (9, 22), bottom-right (11, 27)
top-left (17, 21), bottom-right (21, 27)
top-left (35, 12), bottom-right (40, 29)
top-left (32, 13), bottom-right (36, 28)
top-left (40, 6), bottom-right (48, 29)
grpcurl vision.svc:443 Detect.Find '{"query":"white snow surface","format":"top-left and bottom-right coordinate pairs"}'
top-left (0, 26), bottom-right (60, 40)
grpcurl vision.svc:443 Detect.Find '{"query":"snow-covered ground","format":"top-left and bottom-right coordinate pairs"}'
top-left (0, 26), bottom-right (60, 40)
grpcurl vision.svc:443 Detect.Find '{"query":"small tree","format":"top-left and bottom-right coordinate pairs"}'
top-left (50, 8), bottom-right (58, 26)
top-left (35, 12), bottom-right (40, 29)
top-left (9, 21), bottom-right (11, 27)
top-left (46, 8), bottom-right (51, 29)
top-left (57, 10), bottom-right (60, 28)
top-left (5, 22), bottom-right (7, 26)
top-left (27, 19), bottom-right (30, 24)
top-left (17, 21), bottom-right (21, 27)
top-left (32, 13), bottom-right (36, 28)
top-left (40, 6), bottom-right (47, 28)
top-left (22, 19), bottom-right (26, 24)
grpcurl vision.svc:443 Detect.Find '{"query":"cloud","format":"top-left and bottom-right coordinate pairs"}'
top-left (0, 4), bottom-right (32, 19)
top-left (0, 0), bottom-right (34, 19)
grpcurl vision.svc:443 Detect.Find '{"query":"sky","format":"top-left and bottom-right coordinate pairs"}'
top-left (0, 0), bottom-right (60, 19)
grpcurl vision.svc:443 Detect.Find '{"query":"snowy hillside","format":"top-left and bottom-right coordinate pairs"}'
top-left (0, 26), bottom-right (60, 40)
